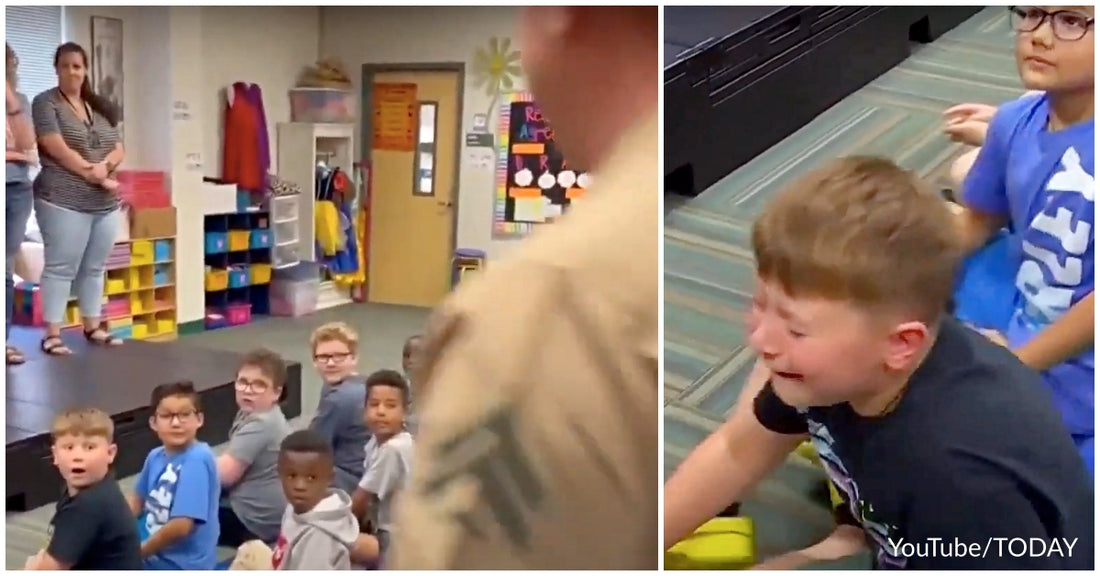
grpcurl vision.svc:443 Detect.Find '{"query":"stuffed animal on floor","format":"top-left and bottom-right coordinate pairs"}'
top-left (229, 540), bottom-right (274, 570)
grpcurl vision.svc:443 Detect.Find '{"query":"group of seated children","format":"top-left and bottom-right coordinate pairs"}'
top-left (27, 321), bottom-right (420, 570)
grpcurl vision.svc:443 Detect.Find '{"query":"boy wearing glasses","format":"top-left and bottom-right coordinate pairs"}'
top-left (955, 5), bottom-right (1095, 474)
top-left (216, 349), bottom-right (293, 547)
top-left (127, 381), bottom-right (220, 570)
top-left (309, 322), bottom-right (371, 493)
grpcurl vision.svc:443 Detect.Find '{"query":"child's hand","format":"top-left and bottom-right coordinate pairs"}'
top-left (943, 103), bottom-right (998, 147)
top-left (101, 177), bottom-right (120, 192)
top-left (24, 549), bottom-right (44, 570)
top-left (751, 524), bottom-right (866, 570)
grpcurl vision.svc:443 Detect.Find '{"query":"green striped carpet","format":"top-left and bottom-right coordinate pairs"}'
top-left (664, 7), bottom-right (1025, 566)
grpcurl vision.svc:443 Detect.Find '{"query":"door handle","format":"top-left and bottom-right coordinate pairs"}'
top-left (437, 200), bottom-right (453, 208)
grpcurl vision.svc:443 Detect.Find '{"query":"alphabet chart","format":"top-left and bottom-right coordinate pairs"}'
top-left (494, 91), bottom-right (590, 238)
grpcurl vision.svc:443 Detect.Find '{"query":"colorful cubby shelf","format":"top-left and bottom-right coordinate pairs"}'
top-left (203, 211), bottom-right (272, 330)
top-left (13, 236), bottom-right (179, 341)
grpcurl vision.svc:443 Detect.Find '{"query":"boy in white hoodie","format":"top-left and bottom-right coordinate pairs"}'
top-left (271, 430), bottom-right (359, 570)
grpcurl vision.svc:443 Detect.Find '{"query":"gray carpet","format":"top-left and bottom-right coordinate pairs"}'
top-left (5, 303), bottom-right (429, 569)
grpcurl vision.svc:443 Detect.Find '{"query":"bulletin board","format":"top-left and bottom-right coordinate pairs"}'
top-left (493, 91), bottom-right (590, 239)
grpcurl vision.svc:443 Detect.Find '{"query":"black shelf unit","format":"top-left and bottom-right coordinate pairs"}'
top-left (203, 211), bottom-right (273, 328)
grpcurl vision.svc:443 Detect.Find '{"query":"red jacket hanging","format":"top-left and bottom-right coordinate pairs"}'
top-left (222, 82), bottom-right (268, 192)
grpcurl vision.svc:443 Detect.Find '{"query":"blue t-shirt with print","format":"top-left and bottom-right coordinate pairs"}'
top-left (961, 92), bottom-right (1094, 439)
top-left (136, 442), bottom-right (221, 570)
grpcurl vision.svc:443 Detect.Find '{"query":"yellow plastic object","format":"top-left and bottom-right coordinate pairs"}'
top-left (665, 516), bottom-right (756, 570)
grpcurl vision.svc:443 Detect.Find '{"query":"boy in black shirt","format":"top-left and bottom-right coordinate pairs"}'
top-left (25, 408), bottom-right (142, 570)
top-left (663, 157), bottom-right (1094, 569)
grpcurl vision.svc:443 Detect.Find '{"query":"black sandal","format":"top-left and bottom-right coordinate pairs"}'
top-left (84, 324), bottom-right (124, 346)
top-left (40, 335), bottom-right (72, 356)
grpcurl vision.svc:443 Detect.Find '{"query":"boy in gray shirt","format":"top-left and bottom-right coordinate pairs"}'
top-left (217, 349), bottom-right (293, 545)
top-left (351, 370), bottom-right (415, 565)
top-left (309, 323), bottom-right (372, 493)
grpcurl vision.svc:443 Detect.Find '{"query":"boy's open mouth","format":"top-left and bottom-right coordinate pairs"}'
top-left (774, 370), bottom-right (804, 381)
top-left (70, 467), bottom-right (86, 475)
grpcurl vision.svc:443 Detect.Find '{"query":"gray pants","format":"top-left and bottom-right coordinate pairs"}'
top-left (35, 199), bottom-right (120, 324)
top-left (6, 182), bottom-right (33, 338)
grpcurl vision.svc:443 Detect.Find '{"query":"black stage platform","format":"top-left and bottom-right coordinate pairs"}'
top-left (665, 5), bottom-right (983, 196)
top-left (6, 328), bottom-right (303, 512)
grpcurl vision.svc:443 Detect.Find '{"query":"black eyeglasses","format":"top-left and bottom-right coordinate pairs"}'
top-left (1009, 6), bottom-right (1095, 42)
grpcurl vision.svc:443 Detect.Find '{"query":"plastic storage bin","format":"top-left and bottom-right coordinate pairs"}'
top-left (227, 266), bottom-right (250, 289)
top-left (289, 88), bottom-right (355, 123)
top-left (205, 232), bottom-right (228, 254)
top-left (228, 230), bottom-right (250, 252)
top-left (153, 240), bottom-right (172, 262)
top-left (250, 263), bottom-right (272, 285)
top-left (270, 278), bottom-right (319, 317)
top-left (131, 241), bottom-right (154, 266)
top-left (225, 303), bottom-right (252, 326)
top-left (249, 229), bottom-right (272, 249)
top-left (205, 269), bottom-right (229, 291)
top-left (153, 264), bottom-right (172, 286)
top-left (271, 195), bottom-right (299, 222)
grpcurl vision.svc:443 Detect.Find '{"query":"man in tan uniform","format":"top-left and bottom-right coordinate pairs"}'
top-left (391, 6), bottom-right (658, 570)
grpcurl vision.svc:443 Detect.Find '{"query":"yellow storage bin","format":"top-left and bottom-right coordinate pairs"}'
top-left (65, 304), bottom-right (80, 325)
top-left (131, 240), bottom-right (155, 266)
top-left (205, 269), bottom-right (229, 291)
top-left (105, 278), bottom-right (127, 295)
top-left (156, 317), bottom-right (176, 334)
top-left (250, 263), bottom-right (272, 285)
top-left (666, 516), bottom-right (756, 570)
top-left (228, 230), bottom-right (250, 252)
top-left (132, 323), bottom-right (149, 339)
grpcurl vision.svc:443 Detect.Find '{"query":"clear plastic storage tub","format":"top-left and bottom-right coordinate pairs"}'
top-left (289, 88), bottom-right (355, 123)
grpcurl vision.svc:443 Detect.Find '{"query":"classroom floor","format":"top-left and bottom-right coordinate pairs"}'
top-left (5, 302), bottom-right (429, 569)
top-left (663, 7), bottom-right (1024, 566)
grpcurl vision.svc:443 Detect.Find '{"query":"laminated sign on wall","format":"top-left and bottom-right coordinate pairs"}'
top-left (372, 83), bottom-right (418, 152)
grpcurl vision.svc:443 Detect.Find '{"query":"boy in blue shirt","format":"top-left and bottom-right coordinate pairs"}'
top-left (956, 6), bottom-right (1095, 473)
top-left (127, 381), bottom-right (221, 569)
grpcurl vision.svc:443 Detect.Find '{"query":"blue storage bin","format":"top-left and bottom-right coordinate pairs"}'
top-left (228, 266), bottom-right (250, 288)
top-left (109, 325), bottom-right (133, 340)
top-left (250, 228), bottom-right (272, 249)
top-left (204, 232), bottom-right (228, 254)
top-left (153, 240), bottom-right (172, 262)
top-left (237, 191), bottom-right (258, 212)
top-left (153, 264), bottom-right (172, 286)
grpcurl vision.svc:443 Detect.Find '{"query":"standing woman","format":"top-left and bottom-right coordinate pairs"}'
top-left (6, 43), bottom-right (36, 365)
top-left (32, 42), bottom-right (124, 355)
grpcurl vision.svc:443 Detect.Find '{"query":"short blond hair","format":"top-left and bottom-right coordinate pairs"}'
top-left (751, 156), bottom-right (961, 324)
top-left (310, 321), bottom-right (360, 355)
top-left (52, 408), bottom-right (114, 443)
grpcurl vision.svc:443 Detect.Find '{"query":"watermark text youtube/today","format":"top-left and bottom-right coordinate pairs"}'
top-left (887, 537), bottom-right (1079, 560)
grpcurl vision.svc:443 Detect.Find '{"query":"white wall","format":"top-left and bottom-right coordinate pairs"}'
top-left (320, 6), bottom-right (526, 260)
top-left (198, 6), bottom-right (319, 179)
top-left (64, 6), bottom-right (170, 168)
